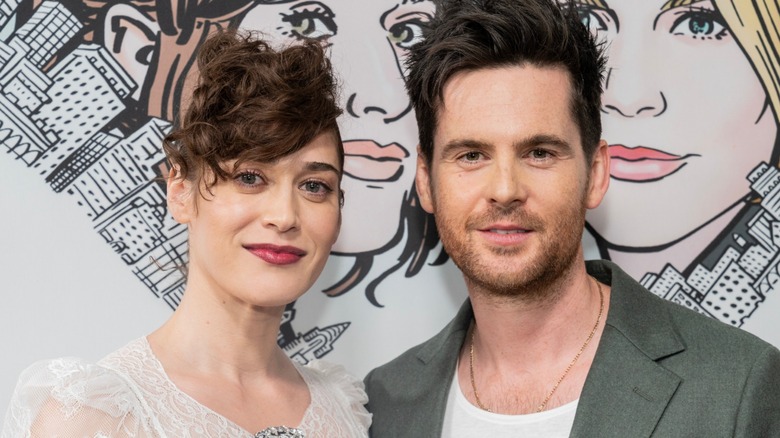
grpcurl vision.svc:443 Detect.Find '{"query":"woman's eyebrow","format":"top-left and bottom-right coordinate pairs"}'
top-left (306, 161), bottom-right (340, 175)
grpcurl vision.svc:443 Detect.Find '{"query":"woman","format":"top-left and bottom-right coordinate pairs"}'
top-left (579, 0), bottom-right (780, 327)
top-left (2, 30), bottom-right (370, 437)
top-left (72, 0), bottom-right (442, 302)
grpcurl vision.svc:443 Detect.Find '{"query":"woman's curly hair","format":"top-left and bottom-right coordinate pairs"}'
top-left (163, 29), bottom-right (343, 188)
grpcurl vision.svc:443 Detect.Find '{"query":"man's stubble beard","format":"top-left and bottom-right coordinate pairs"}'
top-left (436, 196), bottom-right (587, 304)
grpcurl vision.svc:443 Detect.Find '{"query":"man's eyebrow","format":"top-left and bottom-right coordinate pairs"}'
top-left (439, 139), bottom-right (493, 157)
top-left (515, 134), bottom-right (574, 153)
top-left (438, 134), bottom-right (573, 156)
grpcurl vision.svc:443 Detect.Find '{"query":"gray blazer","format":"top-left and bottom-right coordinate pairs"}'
top-left (365, 260), bottom-right (780, 437)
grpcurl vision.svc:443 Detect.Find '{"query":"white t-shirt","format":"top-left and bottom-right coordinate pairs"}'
top-left (441, 368), bottom-right (577, 438)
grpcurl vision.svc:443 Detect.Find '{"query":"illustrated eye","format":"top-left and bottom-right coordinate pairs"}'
top-left (388, 19), bottom-right (425, 49)
top-left (577, 6), bottom-right (609, 33)
top-left (670, 8), bottom-right (728, 39)
top-left (281, 2), bottom-right (337, 41)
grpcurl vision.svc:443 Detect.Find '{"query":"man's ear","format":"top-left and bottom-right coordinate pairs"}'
top-left (585, 139), bottom-right (610, 210)
top-left (166, 168), bottom-right (194, 224)
top-left (415, 146), bottom-right (435, 214)
top-left (102, 3), bottom-right (160, 100)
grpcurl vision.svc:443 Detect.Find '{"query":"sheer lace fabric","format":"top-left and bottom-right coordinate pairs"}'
top-left (2, 338), bottom-right (371, 437)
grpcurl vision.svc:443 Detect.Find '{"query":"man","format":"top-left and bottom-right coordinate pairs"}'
top-left (364, 0), bottom-right (780, 436)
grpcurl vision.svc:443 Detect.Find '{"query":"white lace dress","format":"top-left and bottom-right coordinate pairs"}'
top-left (1, 338), bottom-right (371, 437)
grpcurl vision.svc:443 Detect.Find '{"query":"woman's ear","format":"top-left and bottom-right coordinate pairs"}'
top-left (101, 3), bottom-right (160, 100)
top-left (166, 167), bottom-right (194, 224)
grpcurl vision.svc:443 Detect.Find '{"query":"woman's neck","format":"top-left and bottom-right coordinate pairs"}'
top-left (148, 285), bottom-right (289, 380)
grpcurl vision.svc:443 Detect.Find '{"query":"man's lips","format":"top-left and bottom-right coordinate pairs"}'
top-left (343, 140), bottom-right (409, 182)
top-left (244, 244), bottom-right (306, 265)
top-left (608, 144), bottom-right (698, 182)
top-left (477, 225), bottom-right (532, 245)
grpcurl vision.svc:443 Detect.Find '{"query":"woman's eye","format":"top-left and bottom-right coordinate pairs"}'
top-left (301, 180), bottom-right (332, 195)
top-left (235, 172), bottom-right (263, 187)
top-left (388, 19), bottom-right (426, 49)
top-left (282, 4), bottom-right (337, 41)
top-left (670, 8), bottom-right (728, 39)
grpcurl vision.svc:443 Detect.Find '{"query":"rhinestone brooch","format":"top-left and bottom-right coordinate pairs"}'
top-left (254, 426), bottom-right (305, 438)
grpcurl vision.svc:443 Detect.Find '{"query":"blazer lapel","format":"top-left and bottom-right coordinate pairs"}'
top-left (403, 301), bottom-right (473, 437)
top-left (571, 261), bottom-right (686, 437)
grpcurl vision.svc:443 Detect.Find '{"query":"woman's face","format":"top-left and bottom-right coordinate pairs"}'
top-left (170, 132), bottom-right (342, 306)
top-left (240, 0), bottom-right (435, 254)
top-left (581, 0), bottom-right (778, 248)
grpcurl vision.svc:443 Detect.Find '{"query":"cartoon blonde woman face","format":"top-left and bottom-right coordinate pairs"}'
top-left (580, 0), bottom-right (779, 262)
top-left (240, 0), bottom-right (435, 255)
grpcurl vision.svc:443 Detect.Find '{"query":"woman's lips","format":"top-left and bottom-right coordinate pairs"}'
top-left (244, 244), bottom-right (306, 265)
top-left (343, 140), bottom-right (409, 182)
top-left (608, 144), bottom-right (697, 182)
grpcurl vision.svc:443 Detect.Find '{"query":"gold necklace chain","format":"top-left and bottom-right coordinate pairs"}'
top-left (469, 278), bottom-right (604, 413)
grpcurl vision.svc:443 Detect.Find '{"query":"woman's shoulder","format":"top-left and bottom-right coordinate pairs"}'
top-left (298, 359), bottom-right (371, 436)
top-left (2, 345), bottom-right (154, 437)
top-left (299, 360), bottom-right (367, 402)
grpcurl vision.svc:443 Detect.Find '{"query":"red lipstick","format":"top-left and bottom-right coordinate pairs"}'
top-left (244, 244), bottom-right (306, 265)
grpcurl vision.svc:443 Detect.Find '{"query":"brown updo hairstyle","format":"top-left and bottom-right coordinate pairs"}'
top-left (163, 29), bottom-right (343, 190)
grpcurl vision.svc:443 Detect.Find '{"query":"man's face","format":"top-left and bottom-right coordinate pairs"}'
top-left (416, 65), bottom-right (609, 296)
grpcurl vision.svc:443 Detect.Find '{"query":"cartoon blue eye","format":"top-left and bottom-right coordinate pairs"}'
top-left (670, 9), bottom-right (728, 39)
top-left (281, 2), bottom-right (337, 41)
top-left (577, 7), bottom-right (608, 33)
top-left (388, 19), bottom-right (426, 49)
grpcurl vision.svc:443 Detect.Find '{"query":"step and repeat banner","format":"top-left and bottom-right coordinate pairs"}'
top-left (1, 0), bottom-right (778, 412)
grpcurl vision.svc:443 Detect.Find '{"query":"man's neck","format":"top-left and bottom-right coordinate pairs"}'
top-left (460, 260), bottom-right (611, 414)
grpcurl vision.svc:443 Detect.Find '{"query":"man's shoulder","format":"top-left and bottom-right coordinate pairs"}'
top-left (370, 305), bottom-right (467, 375)
top-left (591, 259), bottom-right (777, 364)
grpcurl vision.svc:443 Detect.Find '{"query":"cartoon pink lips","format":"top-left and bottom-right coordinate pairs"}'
top-left (608, 145), bottom-right (698, 183)
top-left (343, 140), bottom-right (409, 182)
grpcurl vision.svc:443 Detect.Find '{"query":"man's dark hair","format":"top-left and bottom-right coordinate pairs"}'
top-left (406, 0), bottom-right (607, 164)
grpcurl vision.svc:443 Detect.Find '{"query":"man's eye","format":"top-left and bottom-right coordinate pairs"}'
top-left (461, 151), bottom-right (482, 162)
top-left (530, 149), bottom-right (551, 159)
top-left (388, 20), bottom-right (425, 49)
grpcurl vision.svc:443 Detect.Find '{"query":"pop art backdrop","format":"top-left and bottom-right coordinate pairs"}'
top-left (1, 0), bottom-right (779, 414)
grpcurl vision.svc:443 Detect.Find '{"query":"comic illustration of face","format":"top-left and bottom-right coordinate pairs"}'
top-left (580, 0), bottom-right (778, 248)
top-left (239, 0), bottom-right (435, 254)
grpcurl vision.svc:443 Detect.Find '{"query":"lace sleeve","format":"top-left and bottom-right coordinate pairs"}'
top-left (1, 358), bottom-right (155, 438)
top-left (305, 360), bottom-right (371, 436)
